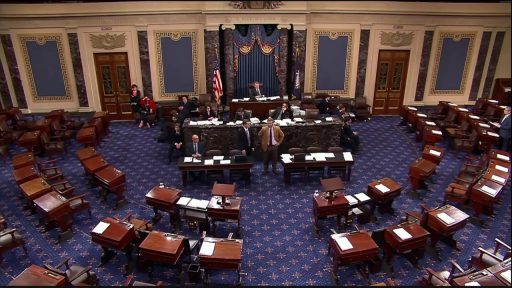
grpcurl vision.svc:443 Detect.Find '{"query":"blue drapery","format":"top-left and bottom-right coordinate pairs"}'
top-left (234, 25), bottom-right (280, 98)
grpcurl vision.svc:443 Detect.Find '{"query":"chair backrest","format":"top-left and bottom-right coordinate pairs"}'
top-left (288, 147), bottom-right (304, 155)
top-left (327, 146), bottom-right (343, 153)
top-left (243, 110), bottom-right (252, 119)
top-left (229, 149), bottom-right (242, 156)
top-left (306, 146), bottom-right (321, 153)
top-left (371, 228), bottom-right (386, 247)
top-left (205, 149), bottom-right (222, 157)
top-left (305, 109), bottom-right (319, 120)
top-left (269, 109), bottom-right (276, 117)
top-left (355, 96), bottom-right (368, 108)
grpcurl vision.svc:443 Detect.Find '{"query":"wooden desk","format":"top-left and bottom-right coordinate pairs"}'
top-left (33, 119), bottom-right (52, 133)
top-left (19, 177), bottom-right (52, 203)
top-left (17, 131), bottom-right (41, 153)
top-left (452, 268), bottom-right (506, 286)
top-left (91, 111), bottom-right (109, 133)
top-left (367, 178), bottom-right (401, 215)
top-left (312, 192), bottom-right (349, 234)
top-left (138, 231), bottom-right (185, 277)
top-left (45, 109), bottom-right (64, 123)
top-left (91, 217), bottom-right (136, 267)
top-left (422, 145), bottom-right (445, 165)
top-left (477, 126), bottom-right (500, 152)
top-left (280, 152), bottom-right (354, 183)
top-left (486, 259), bottom-right (511, 286)
top-left (85, 118), bottom-right (105, 140)
top-left (33, 191), bottom-right (72, 242)
top-left (177, 156), bottom-right (253, 186)
top-left (488, 149), bottom-right (511, 163)
top-left (12, 152), bottom-right (35, 169)
top-left (384, 222), bottom-right (430, 267)
top-left (76, 127), bottom-right (97, 148)
top-left (145, 186), bottom-right (182, 228)
top-left (229, 100), bottom-right (283, 120)
top-left (329, 232), bottom-right (379, 284)
top-left (13, 165), bottom-right (38, 185)
top-left (470, 178), bottom-right (504, 221)
top-left (415, 118), bottom-right (436, 141)
top-left (94, 165), bottom-right (126, 208)
top-left (199, 237), bottom-right (243, 285)
top-left (422, 126), bottom-right (443, 148)
top-left (76, 146), bottom-right (98, 163)
top-left (8, 265), bottom-right (67, 286)
top-left (424, 205), bottom-right (469, 253)
top-left (482, 168), bottom-right (509, 186)
top-left (487, 159), bottom-right (510, 178)
top-left (409, 158), bottom-right (437, 191)
top-left (207, 196), bottom-right (242, 236)
top-left (82, 155), bottom-right (109, 175)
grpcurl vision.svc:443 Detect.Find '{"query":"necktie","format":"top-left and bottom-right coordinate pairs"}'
top-left (246, 129), bottom-right (250, 146)
top-left (269, 127), bottom-right (273, 146)
top-left (501, 115), bottom-right (508, 123)
top-left (194, 143), bottom-right (197, 154)
top-left (257, 88), bottom-right (261, 96)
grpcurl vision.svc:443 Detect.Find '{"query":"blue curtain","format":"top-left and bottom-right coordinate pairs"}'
top-left (234, 25), bottom-right (280, 98)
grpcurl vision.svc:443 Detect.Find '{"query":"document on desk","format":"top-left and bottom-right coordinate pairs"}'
top-left (189, 121), bottom-right (198, 126)
top-left (294, 117), bottom-right (304, 122)
top-left (491, 175), bottom-right (506, 184)
top-left (469, 115), bottom-right (480, 119)
top-left (481, 185), bottom-right (498, 196)
top-left (437, 212), bottom-right (455, 225)
top-left (184, 157), bottom-right (193, 163)
top-left (344, 195), bottom-right (358, 205)
top-left (204, 159), bottom-right (214, 165)
top-left (177, 197), bottom-right (191, 206)
top-left (393, 228), bottom-right (412, 240)
top-left (192, 158), bottom-right (202, 163)
top-left (325, 117), bottom-right (333, 122)
top-left (314, 120), bottom-right (322, 124)
top-left (213, 156), bottom-right (224, 160)
top-left (464, 282), bottom-right (481, 286)
top-left (325, 153), bottom-right (335, 158)
top-left (417, 113), bottom-right (427, 118)
top-left (354, 193), bottom-right (370, 202)
top-left (250, 117), bottom-right (260, 124)
top-left (500, 270), bottom-right (511, 284)
top-left (432, 130), bottom-right (443, 135)
top-left (457, 108), bottom-right (469, 112)
top-left (407, 106), bottom-right (418, 111)
top-left (495, 165), bottom-right (509, 172)
top-left (425, 121), bottom-right (436, 126)
top-left (282, 158), bottom-right (292, 163)
top-left (226, 122), bottom-right (236, 126)
top-left (220, 160), bottom-right (231, 164)
top-left (188, 199), bottom-right (210, 209)
top-left (352, 207), bottom-right (363, 215)
top-left (496, 154), bottom-right (510, 161)
top-left (333, 235), bottom-right (353, 251)
top-left (92, 221), bottom-right (110, 234)
top-left (235, 120), bottom-right (243, 125)
top-left (375, 184), bottom-right (390, 193)
top-left (343, 152), bottom-right (353, 161)
top-left (199, 241), bottom-right (216, 256)
top-left (487, 131), bottom-right (499, 137)
top-left (313, 155), bottom-right (326, 161)
top-left (478, 123), bottom-right (491, 128)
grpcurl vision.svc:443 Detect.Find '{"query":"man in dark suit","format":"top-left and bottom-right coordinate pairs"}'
top-left (249, 81), bottom-right (263, 100)
top-left (238, 120), bottom-right (254, 156)
top-left (340, 119), bottom-right (360, 153)
top-left (271, 102), bottom-right (294, 120)
top-left (493, 106), bottom-right (511, 151)
top-left (185, 134), bottom-right (205, 159)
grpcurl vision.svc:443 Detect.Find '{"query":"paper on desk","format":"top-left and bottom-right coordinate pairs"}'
top-left (294, 117), bottom-right (304, 122)
top-left (481, 185), bottom-right (498, 196)
top-left (432, 130), bottom-right (443, 135)
top-left (325, 117), bottom-right (333, 122)
top-left (250, 117), bottom-right (260, 124)
top-left (497, 154), bottom-right (510, 161)
top-left (334, 236), bottom-right (354, 251)
top-left (469, 115), bottom-right (480, 119)
top-left (352, 208), bottom-right (363, 215)
top-left (343, 152), bottom-right (353, 161)
top-left (491, 175), bottom-right (506, 184)
top-left (199, 241), bottom-right (216, 256)
top-left (243, 97), bottom-right (250, 101)
top-left (325, 153), bottom-right (335, 158)
top-left (220, 159), bottom-right (231, 164)
top-left (281, 154), bottom-right (291, 159)
top-left (213, 156), bottom-right (224, 160)
top-left (495, 165), bottom-right (509, 172)
top-left (184, 157), bottom-right (193, 163)
top-left (478, 123), bottom-right (491, 128)
top-left (417, 113), bottom-right (427, 118)
top-left (235, 120), bottom-right (243, 125)
top-left (314, 156), bottom-right (326, 161)
top-left (408, 107), bottom-right (418, 111)
top-left (429, 149), bottom-right (441, 156)
top-left (348, 112), bottom-right (355, 117)
top-left (354, 193), bottom-right (370, 202)
top-left (457, 108), bottom-right (469, 112)
top-left (487, 131), bottom-right (499, 137)
top-left (189, 121), bottom-right (197, 126)
top-left (305, 155), bottom-right (314, 161)
top-left (231, 99), bottom-right (239, 102)
top-left (393, 228), bottom-right (412, 240)
top-left (500, 270), bottom-right (511, 284)
top-left (177, 197), bottom-right (191, 206)
top-left (226, 122), bottom-right (235, 126)
top-left (464, 282), bottom-right (481, 286)
top-left (282, 158), bottom-right (292, 164)
top-left (204, 159), bottom-right (214, 165)
top-left (488, 99), bottom-right (498, 103)
top-left (344, 195), bottom-right (358, 205)
top-left (92, 221), bottom-right (110, 234)
top-left (192, 158), bottom-right (202, 163)
top-left (314, 120), bottom-right (322, 124)
top-left (437, 212), bottom-right (455, 225)
top-left (425, 121), bottom-right (436, 126)
top-left (375, 184), bottom-right (390, 193)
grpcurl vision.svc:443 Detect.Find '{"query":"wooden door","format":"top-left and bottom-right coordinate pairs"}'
top-left (94, 53), bottom-right (132, 120)
top-left (372, 50), bottom-right (409, 115)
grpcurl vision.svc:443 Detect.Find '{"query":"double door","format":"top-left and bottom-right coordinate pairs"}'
top-left (372, 50), bottom-right (409, 115)
top-left (94, 53), bottom-right (133, 120)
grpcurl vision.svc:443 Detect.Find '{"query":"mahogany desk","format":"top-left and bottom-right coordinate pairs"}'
top-left (17, 131), bottom-right (41, 153)
top-left (91, 217), bottom-right (136, 268)
top-left (199, 237), bottom-right (243, 285)
top-left (312, 192), bottom-right (349, 234)
top-left (486, 259), bottom-right (511, 286)
top-left (33, 191), bottom-right (72, 243)
top-left (13, 165), bottom-right (38, 186)
top-left (455, 107), bottom-right (471, 123)
top-left (94, 165), bottom-right (126, 209)
top-left (409, 158), bottom-right (437, 191)
top-left (487, 159), bottom-right (510, 178)
top-left (138, 231), bottom-right (185, 278)
top-left (8, 264), bottom-right (67, 286)
top-left (145, 186), bottom-right (182, 229)
top-left (367, 178), bottom-right (401, 215)
top-left (452, 267), bottom-right (506, 286)
top-left (76, 146), bottom-right (98, 163)
top-left (482, 168), bottom-right (509, 186)
top-left (82, 155), bottom-right (109, 175)
top-left (229, 99), bottom-right (283, 120)
top-left (488, 149), bottom-right (511, 163)
top-left (422, 145), bottom-right (445, 165)
top-left (91, 111), bottom-right (109, 134)
top-left (84, 118), bottom-right (105, 141)
top-left (470, 178), bottom-right (504, 223)
top-left (280, 152), bottom-right (354, 183)
top-left (477, 126), bottom-right (500, 152)
top-left (45, 109), bottom-right (64, 123)
top-left (329, 232), bottom-right (379, 284)
top-left (422, 126), bottom-right (443, 148)
top-left (33, 119), bottom-right (52, 133)
top-left (424, 205), bottom-right (469, 255)
top-left (207, 196), bottom-right (242, 236)
top-left (415, 118), bottom-right (436, 142)
top-left (384, 222), bottom-right (430, 268)
top-left (19, 177), bottom-right (52, 207)
top-left (12, 152), bottom-right (35, 169)
top-left (177, 156), bottom-right (253, 186)
top-left (76, 127), bottom-right (97, 148)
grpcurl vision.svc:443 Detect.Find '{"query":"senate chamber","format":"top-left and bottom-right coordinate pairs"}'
top-left (0, 1), bottom-right (510, 286)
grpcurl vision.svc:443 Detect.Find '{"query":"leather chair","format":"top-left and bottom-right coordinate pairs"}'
top-left (453, 130), bottom-right (478, 155)
top-left (446, 121), bottom-right (470, 140)
top-left (286, 147), bottom-right (307, 180)
top-left (471, 98), bottom-right (486, 116)
top-left (68, 194), bottom-right (92, 219)
top-left (12, 108), bottom-right (36, 131)
top-left (420, 260), bottom-right (474, 286)
top-left (304, 109), bottom-right (319, 121)
top-left (0, 224), bottom-right (28, 264)
top-left (51, 119), bottom-right (74, 142)
top-left (428, 103), bottom-right (449, 121)
top-left (354, 96), bottom-right (371, 121)
top-left (288, 147), bottom-right (304, 155)
top-left (44, 258), bottom-right (99, 286)
top-left (243, 110), bottom-right (252, 120)
top-left (326, 147), bottom-right (348, 178)
top-left (62, 112), bottom-right (84, 131)
top-left (40, 131), bottom-right (66, 159)
top-left (51, 180), bottom-right (75, 197)
top-left (305, 146), bottom-right (324, 178)
top-left (435, 110), bottom-right (458, 130)
top-left (204, 149), bottom-right (224, 183)
top-left (0, 120), bottom-right (23, 144)
top-left (327, 146), bottom-right (343, 153)
top-left (229, 149), bottom-right (246, 183)
top-left (37, 159), bottom-right (65, 183)
top-left (443, 173), bottom-right (480, 206)
top-left (482, 105), bottom-right (500, 122)
top-left (470, 238), bottom-right (511, 270)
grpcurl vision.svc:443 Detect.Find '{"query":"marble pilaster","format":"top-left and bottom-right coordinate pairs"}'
top-left (204, 30), bottom-right (220, 99)
top-left (137, 31), bottom-right (152, 98)
top-left (469, 31), bottom-right (491, 101)
top-left (277, 27), bottom-right (288, 97)
top-left (0, 60), bottom-right (13, 109)
top-left (67, 33), bottom-right (88, 107)
top-left (291, 29), bottom-right (306, 98)
top-left (1, 34), bottom-right (26, 108)
top-left (355, 29), bottom-right (370, 98)
top-left (223, 27), bottom-right (235, 103)
top-left (482, 31), bottom-right (505, 98)
top-left (415, 31), bottom-right (434, 102)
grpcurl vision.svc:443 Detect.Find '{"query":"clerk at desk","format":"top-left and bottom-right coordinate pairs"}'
top-left (249, 81), bottom-right (263, 100)
top-left (186, 134), bottom-right (205, 159)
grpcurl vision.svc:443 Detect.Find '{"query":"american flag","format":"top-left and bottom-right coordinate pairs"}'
top-left (213, 62), bottom-right (223, 105)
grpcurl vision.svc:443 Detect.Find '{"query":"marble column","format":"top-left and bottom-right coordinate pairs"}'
top-left (355, 29), bottom-right (370, 98)
top-left (1, 34), bottom-right (26, 108)
top-left (469, 31), bottom-right (491, 101)
top-left (291, 29), bottom-right (306, 98)
top-left (0, 60), bottom-right (13, 109)
top-left (482, 31), bottom-right (505, 98)
top-left (415, 31), bottom-right (434, 102)
top-left (137, 31), bottom-right (152, 98)
top-left (67, 33), bottom-right (88, 107)
top-left (223, 25), bottom-right (235, 103)
top-left (277, 26), bottom-right (289, 98)
top-left (204, 30), bottom-right (220, 98)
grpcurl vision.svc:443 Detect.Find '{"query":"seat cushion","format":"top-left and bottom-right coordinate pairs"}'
top-left (471, 248), bottom-right (502, 268)
top-left (67, 265), bottom-right (96, 285)
top-left (0, 231), bottom-right (23, 247)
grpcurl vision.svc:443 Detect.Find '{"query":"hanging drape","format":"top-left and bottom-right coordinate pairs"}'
top-left (234, 25), bottom-right (280, 98)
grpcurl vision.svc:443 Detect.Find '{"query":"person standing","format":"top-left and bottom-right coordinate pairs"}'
top-left (493, 106), bottom-right (511, 151)
top-left (258, 117), bottom-right (284, 174)
top-left (130, 84), bottom-right (141, 123)
top-left (168, 123), bottom-right (184, 164)
top-left (238, 120), bottom-right (254, 157)
top-left (139, 95), bottom-right (156, 128)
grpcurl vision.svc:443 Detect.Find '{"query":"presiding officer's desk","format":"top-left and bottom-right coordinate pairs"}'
top-left (229, 99), bottom-right (284, 119)
top-left (182, 117), bottom-right (343, 155)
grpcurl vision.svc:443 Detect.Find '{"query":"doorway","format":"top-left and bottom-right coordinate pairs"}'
top-left (94, 52), bottom-right (132, 120)
top-left (372, 50), bottom-right (409, 115)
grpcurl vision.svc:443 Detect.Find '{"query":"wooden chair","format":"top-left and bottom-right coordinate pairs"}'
top-left (12, 108), bottom-right (36, 131)
top-left (44, 257), bottom-right (99, 286)
top-left (354, 96), bottom-right (371, 121)
top-left (62, 112), bottom-right (84, 131)
top-left (304, 109), bottom-right (319, 121)
top-left (453, 130), bottom-right (478, 155)
top-left (470, 238), bottom-right (511, 270)
top-left (51, 119), bottom-right (74, 142)
top-left (37, 159), bottom-right (65, 183)
top-left (443, 172), bottom-right (480, 206)
top-left (420, 260), bottom-right (474, 286)
top-left (327, 146), bottom-right (343, 153)
top-left (114, 213), bottom-right (152, 245)
top-left (427, 103), bottom-right (449, 121)
top-left (0, 224), bottom-right (28, 264)
top-left (51, 180), bottom-right (75, 198)
top-left (435, 110), bottom-right (458, 130)
top-left (68, 194), bottom-right (92, 219)
top-left (286, 148), bottom-right (307, 180)
top-left (0, 120), bottom-right (23, 144)
top-left (228, 149), bottom-right (246, 183)
top-left (40, 131), bottom-right (66, 159)
top-left (243, 109), bottom-right (252, 120)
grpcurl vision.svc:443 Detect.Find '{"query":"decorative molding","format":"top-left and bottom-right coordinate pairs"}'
top-left (221, 24), bottom-right (236, 30)
top-left (312, 30), bottom-right (353, 96)
top-left (380, 31), bottom-right (414, 47)
top-left (18, 33), bottom-right (72, 102)
top-left (229, 1), bottom-right (283, 9)
top-left (89, 32), bottom-right (127, 50)
top-left (277, 24), bottom-right (292, 30)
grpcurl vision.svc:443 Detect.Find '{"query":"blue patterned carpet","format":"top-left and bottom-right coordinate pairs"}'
top-left (0, 115), bottom-right (510, 286)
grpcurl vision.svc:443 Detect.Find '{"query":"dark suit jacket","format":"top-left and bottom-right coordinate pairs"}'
top-left (238, 127), bottom-right (254, 153)
top-left (200, 109), bottom-right (217, 120)
top-left (499, 114), bottom-right (511, 139)
top-left (249, 87), bottom-right (262, 99)
top-left (271, 107), bottom-right (294, 120)
top-left (170, 131), bottom-right (184, 146)
top-left (185, 141), bottom-right (205, 156)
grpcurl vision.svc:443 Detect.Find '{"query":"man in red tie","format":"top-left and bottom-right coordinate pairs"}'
top-left (258, 117), bottom-right (284, 174)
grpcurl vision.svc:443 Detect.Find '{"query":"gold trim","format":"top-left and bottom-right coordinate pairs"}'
top-left (430, 31), bottom-right (476, 95)
top-left (311, 30), bottom-right (353, 96)
top-left (89, 33), bottom-right (127, 50)
top-left (18, 33), bottom-right (72, 102)
top-left (155, 31), bottom-right (198, 99)
top-left (380, 31), bottom-right (414, 47)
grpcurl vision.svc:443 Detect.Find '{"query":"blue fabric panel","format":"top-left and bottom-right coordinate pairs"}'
top-left (26, 41), bottom-right (66, 96)
top-left (316, 36), bottom-right (347, 91)
top-left (161, 37), bottom-right (193, 93)
top-left (435, 38), bottom-right (470, 91)
top-left (235, 46), bottom-right (279, 98)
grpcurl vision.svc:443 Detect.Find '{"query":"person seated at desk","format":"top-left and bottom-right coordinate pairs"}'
top-left (186, 134), bottom-right (205, 159)
top-left (177, 105), bottom-right (190, 125)
top-left (340, 118), bottom-right (360, 153)
top-left (317, 96), bottom-right (329, 115)
top-left (249, 81), bottom-right (264, 100)
top-left (271, 102), bottom-right (294, 121)
top-left (180, 95), bottom-right (196, 114)
top-left (329, 104), bottom-right (350, 120)
top-left (200, 104), bottom-right (217, 120)
top-left (168, 123), bottom-right (184, 164)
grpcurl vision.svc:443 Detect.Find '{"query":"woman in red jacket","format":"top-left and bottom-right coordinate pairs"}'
top-left (139, 95), bottom-right (156, 128)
